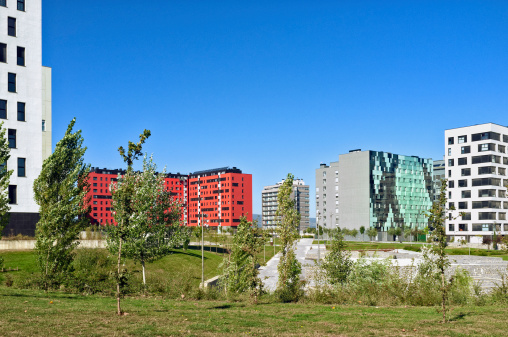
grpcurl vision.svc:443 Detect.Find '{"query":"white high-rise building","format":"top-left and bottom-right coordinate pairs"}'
top-left (1, 0), bottom-right (51, 235)
top-left (445, 123), bottom-right (508, 243)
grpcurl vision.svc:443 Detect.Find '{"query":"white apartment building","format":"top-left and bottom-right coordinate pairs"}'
top-left (1, 0), bottom-right (51, 235)
top-left (445, 123), bottom-right (508, 243)
top-left (261, 179), bottom-right (310, 233)
top-left (315, 161), bottom-right (340, 230)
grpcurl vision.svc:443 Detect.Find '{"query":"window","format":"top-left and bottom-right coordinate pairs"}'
top-left (458, 202), bottom-right (468, 209)
top-left (448, 148), bottom-right (451, 156)
top-left (472, 132), bottom-right (500, 142)
top-left (499, 213), bottom-right (506, 221)
top-left (478, 212), bottom-right (496, 220)
top-left (472, 223), bottom-right (493, 231)
top-left (478, 166), bottom-right (495, 175)
top-left (8, 73), bottom-right (16, 92)
top-left (448, 159), bottom-right (454, 166)
top-left (448, 137), bottom-right (454, 145)
top-left (461, 168), bottom-right (470, 176)
top-left (462, 213), bottom-right (471, 220)
top-left (499, 145), bottom-right (506, 153)
top-left (472, 178), bottom-right (501, 187)
top-left (17, 158), bottom-right (25, 177)
top-left (448, 170), bottom-right (451, 178)
top-left (449, 224), bottom-right (455, 231)
top-left (459, 224), bottom-right (467, 231)
top-left (0, 1), bottom-right (5, 7)
top-left (478, 189), bottom-right (496, 197)
top-left (458, 179), bottom-right (467, 187)
top-left (448, 180), bottom-right (454, 188)
top-left (458, 157), bottom-right (467, 165)
top-left (8, 17), bottom-right (16, 37)
top-left (472, 155), bottom-right (500, 164)
top-left (17, 102), bottom-right (25, 121)
top-left (449, 202), bottom-right (455, 209)
top-left (8, 129), bottom-right (16, 148)
top-left (473, 200), bottom-right (501, 209)
top-left (461, 190), bottom-right (471, 198)
top-left (458, 135), bottom-right (467, 143)
top-left (461, 146), bottom-right (470, 154)
top-left (478, 143), bottom-right (495, 152)
top-left (0, 100), bottom-right (6, 119)
top-left (0, 43), bottom-right (6, 63)
top-left (8, 185), bottom-right (16, 204)
top-left (17, 47), bottom-right (24, 66)
top-left (42, 120), bottom-right (46, 131)
top-left (17, 0), bottom-right (25, 11)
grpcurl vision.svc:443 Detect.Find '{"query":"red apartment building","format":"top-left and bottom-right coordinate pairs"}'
top-left (85, 167), bottom-right (252, 228)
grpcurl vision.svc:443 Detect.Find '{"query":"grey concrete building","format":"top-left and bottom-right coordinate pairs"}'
top-left (262, 178), bottom-right (310, 233)
top-left (316, 150), bottom-right (434, 239)
top-left (433, 158), bottom-right (445, 201)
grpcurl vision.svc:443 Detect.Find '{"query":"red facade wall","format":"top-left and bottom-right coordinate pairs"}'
top-left (85, 167), bottom-right (251, 228)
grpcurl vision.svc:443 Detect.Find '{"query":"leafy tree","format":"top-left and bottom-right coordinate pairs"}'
top-left (424, 179), bottom-right (459, 323)
top-left (350, 229), bottom-right (358, 240)
top-left (108, 155), bottom-right (182, 288)
top-left (482, 236), bottom-right (492, 251)
top-left (276, 173), bottom-right (302, 302)
top-left (359, 226), bottom-right (365, 241)
top-left (220, 217), bottom-right (267, 303)
top-left (33, 118), bottom-right (90, 290)
top-left (366, 227), bottom-right (378, 241)
top-left (108, 129), bottom-right (150, 316)
top-left (0, 122), bottom-right (12, 269)
top-left (321, 232), bottom-right (353, 284)
top-left (387, 226), bottom-right (403, 243)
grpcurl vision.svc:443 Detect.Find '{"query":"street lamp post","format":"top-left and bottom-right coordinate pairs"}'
top-left (317, 210), bottom-right (321, 265)
top-left (201, 212), bottom-right (207, 288)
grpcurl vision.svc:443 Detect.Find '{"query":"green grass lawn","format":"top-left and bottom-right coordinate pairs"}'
top-left (0, 286), bottom-right (507, 336)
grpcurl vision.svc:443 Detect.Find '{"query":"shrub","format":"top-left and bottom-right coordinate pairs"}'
top-left (69, 249), bottom-right (115, 295)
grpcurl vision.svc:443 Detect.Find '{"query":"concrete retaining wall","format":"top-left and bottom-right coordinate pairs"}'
top-left (0, 240), bottom-right (107, 250)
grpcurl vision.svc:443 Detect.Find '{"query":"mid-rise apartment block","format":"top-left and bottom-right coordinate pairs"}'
top-left (433, 158), bottom-right (445, 201)
top-left (317, 150), bottom-right (433, 238)
top-left (261, 178), bottom-right (310, 233)
top-left (1, 0), bottom-right (52, 236)
top-left (445, 123), bottom-right (508, 242)
top-left (86, 166), bottom-right (251, 228)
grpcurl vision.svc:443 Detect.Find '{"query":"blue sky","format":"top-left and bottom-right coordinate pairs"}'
top-left (43, 1), bottom-right (508, 216)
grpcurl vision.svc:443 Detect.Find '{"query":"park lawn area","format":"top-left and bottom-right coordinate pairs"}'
top-left (0, 287), bottom-right (507, 337)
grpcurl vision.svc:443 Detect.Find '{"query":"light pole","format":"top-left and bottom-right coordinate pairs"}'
top-left (317, 210), bottom-right (321, 265)
top-left (201, 212), bottom-right (207, 288)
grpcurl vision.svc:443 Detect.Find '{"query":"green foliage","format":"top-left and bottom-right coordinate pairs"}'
top-left (118, 129), bottom-right (151, 170)
top-left (276, 174), bottom-right (302, 302)
top-left (359, 226), bottom-right (365, 235)
top-left (108, 155), bottom-right (183, 287)
top-left (321, 232), bottom-right (353, 284)
top-left (33, 118), bottom-right (90, 290)
top-left (220, 217), bottom-right (266, 302)
top-left (0, 122), bottom-right (12, 236)
top-left (366, 227), bottom-right (378, 241)
top-left (423, 179), bottom-right (458, 323)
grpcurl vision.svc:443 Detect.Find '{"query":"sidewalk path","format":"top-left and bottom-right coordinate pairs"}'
top-left (259, 238), bottom-right (322, 292)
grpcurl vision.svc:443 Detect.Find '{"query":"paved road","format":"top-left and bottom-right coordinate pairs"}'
top-left (259, 238), bottom-right (322, 292)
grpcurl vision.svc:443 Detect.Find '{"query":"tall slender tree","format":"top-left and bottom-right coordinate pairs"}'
top-left (275, 173), bottom-right (302, 302)
top-left (33, 118), bottom-right (90, 289)
top-left (108, 130), bottom-right (150, 316)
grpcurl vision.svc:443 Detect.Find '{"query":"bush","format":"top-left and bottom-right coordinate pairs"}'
top-left (68, 249), bottom-right (115, 295)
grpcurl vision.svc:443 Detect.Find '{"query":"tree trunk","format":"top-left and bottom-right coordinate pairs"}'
top-left (142, 259), bottom-right (146, 287)
top-left (116, 237), bottom-right (123, 316)
top-left (441, 269), bottom-right (446, 323)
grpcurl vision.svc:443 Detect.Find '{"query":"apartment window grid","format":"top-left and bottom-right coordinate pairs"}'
top-left (446, 125), bottom-right (508, 238)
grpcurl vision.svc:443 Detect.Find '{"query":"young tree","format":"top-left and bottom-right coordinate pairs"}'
top-left (359, 226), bottom-right (365, 242)
top-left (366, 227), bottom-right (378, 241)
top-left (33, 118), bottom-right (90, 289)
top-left (220, 217), bottom-right (266, 303)
top-left (276, 174), bottom-right (302, 302)
top-left (108, 155), bottom-right (182, 288)
top-left (0, 122), bottom-right (13, 269)
top-left (107, 129), bottom-right (150, 316)
top-left (321, 232), bottom-right (353, 285)
top-left (387, 226), bottom-right (403, 243)
top-left (424, 179), bottom-right (459, 323)
top-left (350, 228), bottom-right (359, 240)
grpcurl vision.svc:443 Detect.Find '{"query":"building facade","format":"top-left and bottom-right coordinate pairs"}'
top-left (261, 178), bottom-right (310, 233)
top-left (85, 166), bottom-right (251, 228)
top-left (316, 150), bottom-right (433, 238)
top-left (315, 161), bottom-right (340, 230)
top-left (445, 123), bottom-right (508, 242)
top-left (1, 0), bottom-right (52, 236)
top-left (433, 158), bottom-right (445, 201)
